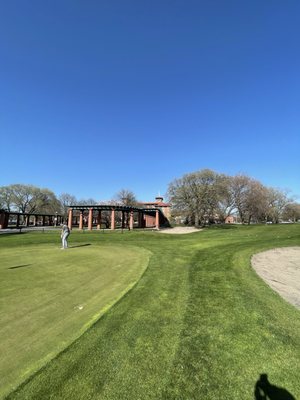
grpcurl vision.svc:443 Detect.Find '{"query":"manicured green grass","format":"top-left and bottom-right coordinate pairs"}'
top-left (1, 225), bottom-right (300, 399)
top-left (0, 232), bottom-right (150, 398)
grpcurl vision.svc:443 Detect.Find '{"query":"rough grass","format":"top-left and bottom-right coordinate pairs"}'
top-left (1, 224), bottom-right (300, 399)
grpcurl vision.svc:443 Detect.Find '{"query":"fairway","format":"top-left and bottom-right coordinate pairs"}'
top-left (1, 225), bottom-right (300, 399)
top-left (0, 239), bottom-right (150, 398)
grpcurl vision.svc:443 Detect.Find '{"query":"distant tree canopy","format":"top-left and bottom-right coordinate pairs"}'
top-left (76, 198), bottom-right (98, 206)
top-left (59, 193), bottom-right (78, 216)
top-left (115, 189), bottom-right (138, 207)
top-left (167, 169), bottom-right (296, 226)
top-left (0, 184), bottom-right (141, 218)
top-left (0, 178), bottom-right (297, 226)
top-left (0, 184), bottom-right (61, 214)
top-left (281, 202), bottom-right (300, 222)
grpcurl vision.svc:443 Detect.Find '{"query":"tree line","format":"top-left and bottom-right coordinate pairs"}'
top-left (0, 185), bottom-right (138, 217)
top-left (1, 173), bottom-right (299, 226)
top-left (167, 169), bottom-right (300, 226)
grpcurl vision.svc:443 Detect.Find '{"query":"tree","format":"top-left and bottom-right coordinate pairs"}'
top-left (98, 199), bottom-right (118, 228)
top-left (168, 169), bottom-right (227, 227)
top-left (59, 193), bottom-right (78, 216)
top-left (228, 175), bottom-right (284, 224)
top-left (77, 198), bottom-right (98, 206)
top-left (282, 202), bottom-right (300, 222)
top-left (0, 184), bottom-right (61, 214)
top-left (0, 186), bottom-right (14, 211)
top-left (243, 180), bottom-right (269, 224)
top-left (265, 188), bottom-right (292, 223)
top-left (168, 170), bottom-right (293, 226)
top-left (229, 175), bottom-right (253, 224)
top-left (213, 174), bottom-right (235, 223)
top-left (115, 189), bottom-right (138, 206)
top-left (35, 189), bottom-right (61, 214)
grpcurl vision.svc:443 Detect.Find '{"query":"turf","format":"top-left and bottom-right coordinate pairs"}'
top-left (0, 233), bottom-right (150, 398)
top-left (1, 224), bottom-right (300, 399)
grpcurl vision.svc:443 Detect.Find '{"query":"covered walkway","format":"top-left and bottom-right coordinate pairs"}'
top-left (67, 204), bottom-right (168, 231)
top-left (0, 210), bottom-right (63, 229)
top-left (0, 204), bottom-right (169, 231)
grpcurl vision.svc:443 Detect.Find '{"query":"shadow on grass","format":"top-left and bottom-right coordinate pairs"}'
top-left (69, 244), bottom-right (92, 248)
top-left (0, 231), bottom-right (28, 237)
top-left (207, 224), bottom-right (238, 229)
top-left (9, 264), bottom-right (32, 270)
top-left (254, 374), bottom-right (296, 399)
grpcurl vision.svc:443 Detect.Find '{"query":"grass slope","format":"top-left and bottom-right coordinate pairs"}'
top-left (0, 233), bottom-right (150, 398)
top-left (2, 224), bottom-right (300, 399)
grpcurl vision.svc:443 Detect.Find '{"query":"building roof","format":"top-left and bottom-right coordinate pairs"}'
top-left (141, 202), bottom-right (170, 207)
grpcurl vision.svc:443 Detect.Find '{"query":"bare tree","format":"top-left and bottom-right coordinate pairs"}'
top-left (265, 188), bottom-right (292, 223)
top-left (115, 189), bottom-right (138, 206)
top-left (214, 175), bottom-right (236, 223)
top-left (8, 184), bottom-right (37, 213)
top-left (59, 193), bottom-right (78, 216)
top-left (243, 181), bottom-right (269, 224)
top-left (229, 175), bottom-right (253, 224)
top-left (0, 186), bottom-right (14, 211)
top-left (229, 175), bottom-right (276, 224)
top-left (77, 198), bottom-right (98, 206)
top-left (0, 184), bottom-right (60, 214)
top-left (282, 202), bottom-right (300, 222)
top-left (168, 169), bottom-right (227, 227)
top-left (35, 189), bottom-right (61, 214)
top-left (97, 199), bottom-right (118, 228)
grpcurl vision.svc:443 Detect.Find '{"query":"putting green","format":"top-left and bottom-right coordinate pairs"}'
top-left (0, 243), bottom-right (151, 397)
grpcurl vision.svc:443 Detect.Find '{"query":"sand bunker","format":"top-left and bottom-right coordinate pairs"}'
top-left (252, 247), bottom-right (300, 309)
top-left (158, 227), bottom-right (201, 234)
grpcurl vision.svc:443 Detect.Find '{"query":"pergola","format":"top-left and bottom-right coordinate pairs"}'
top-left (0, 210), bottom-right (63, 229)
top-left (0, 205), bottom-right (169, 231)
top-left (67, 204), bottom-right (166, 230)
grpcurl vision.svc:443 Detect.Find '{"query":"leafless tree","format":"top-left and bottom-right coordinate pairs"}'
top-left (265, 188), bottom-right (292, 223)
top-left (214, 175), bottom-right (236, 223)
top-left (168, 170), bottom-right (293, 226)
top-left (282, 202), bottom-right (300, 222)
top-left (0, 184), bottom-right (61, 214)
top-left (77, 198), bottom-right (98, 206)
top-left (59, 193), bottom-right (78, 216)
top-left (168, 169), bottom-right (228, 227)
top-left (115, 189), bottom-right (138, 206)
top-left (0, 186), bottom-right (14, 211)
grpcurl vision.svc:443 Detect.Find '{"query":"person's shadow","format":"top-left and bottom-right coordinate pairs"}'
top-left (254, 374), bottom-right (296, 399)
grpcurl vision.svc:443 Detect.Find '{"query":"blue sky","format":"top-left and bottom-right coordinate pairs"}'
top-left (1, 0), bottom-right (299, 202)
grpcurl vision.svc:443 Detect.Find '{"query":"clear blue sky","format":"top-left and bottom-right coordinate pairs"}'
top-left (1, 0), bottom-right (299, 202)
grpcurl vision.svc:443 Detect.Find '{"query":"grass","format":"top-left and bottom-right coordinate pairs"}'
top-left (0, 232), bottom-right (150, 398)
top-left (1, 224), bottom-right (300, 399)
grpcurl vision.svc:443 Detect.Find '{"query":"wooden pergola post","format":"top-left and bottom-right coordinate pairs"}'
top-left (97, 210), bottom-right (102, 229)
top-left (68, 209), bottom-right (73, 230)
top-left (111, 209), bottom-right (115, 230)
top-left (129, 211), bottom-right (134, 230)
top-left (0, 211), bottom-right (9, 229)
top-left (155, 209), bottom-right (160, 230)
top-left (88, 208), bottom-right (93, 230)
top-left (79, 211), bottom-right (84, 230)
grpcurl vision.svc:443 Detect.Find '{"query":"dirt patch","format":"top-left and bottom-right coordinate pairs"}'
top-left (158, 227), bottom-right (202, 234)
top-left (251, 247), bottom-right (300, 309)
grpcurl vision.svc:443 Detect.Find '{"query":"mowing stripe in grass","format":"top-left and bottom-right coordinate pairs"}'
top-left (5, 237), bottom-right (190, 400)
top-left (2, 225), bottom-right (300, 399)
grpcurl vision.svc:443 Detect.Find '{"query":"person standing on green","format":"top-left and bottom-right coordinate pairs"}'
top-left (61, 224), bottom-right (70, 249)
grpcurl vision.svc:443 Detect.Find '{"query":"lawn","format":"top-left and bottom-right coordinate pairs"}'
top-left (0, 233), bottom-right (150, 398)
top-left (1, 224), bottom-right (300, 399)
